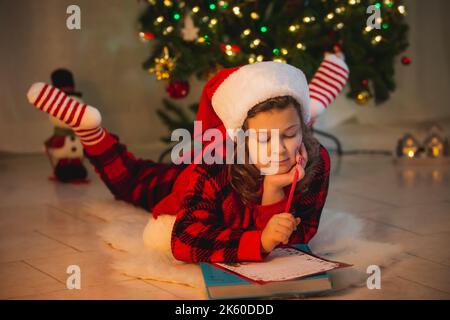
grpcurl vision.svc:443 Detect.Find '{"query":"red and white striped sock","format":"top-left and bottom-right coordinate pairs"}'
top-left (308, 53), bottom-right (350, 122)
top-left (27, 82), bottom-right (106, 146)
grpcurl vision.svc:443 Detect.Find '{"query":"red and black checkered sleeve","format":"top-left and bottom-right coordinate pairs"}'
top-left (83, 129), bottom-right (185, 212)
top-left (171, 163), bottom-right (269, 263)
top-left (292, 144), bottom-right (331, 243)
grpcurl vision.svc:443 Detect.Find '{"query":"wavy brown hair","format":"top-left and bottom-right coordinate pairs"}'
top-left (227, 95), bottom-right (321, 207)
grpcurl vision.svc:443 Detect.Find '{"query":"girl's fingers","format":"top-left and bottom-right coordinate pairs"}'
top-left (275, 219), bottom-right (295, 232)
top-left (274, 224), bottom-right (292, 236)
top-left (274, 230), bottom-right (289, 244)
top-left (273, 231), bottom-right (285, 243)
top-left (275, 215), bottom-right (296, 230)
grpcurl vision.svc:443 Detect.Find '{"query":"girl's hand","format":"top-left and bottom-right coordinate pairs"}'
top-left (263, 143), bottom-right (308, 192)
top-left (261, 213), bottom-right (301, 253)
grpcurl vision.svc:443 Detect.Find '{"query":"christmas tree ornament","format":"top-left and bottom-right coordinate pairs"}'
top-left (401, 56), bottom-right (412, 65)
top-left (423, 124), bottom-right (449, 158)
top-left (165, 79), bottom-right (190, 99)
top-left (396, 133), bottom-right (421, 158)
top-left (180, 12), bottom-right (199, 41)
top-left (42, 69), bottom-right (92, 183)
top-left (219, 44), bottom-right (240, 56)
top-left (138, 31), bottom-right (154, 42)
top-left (355, 90), bottom-right (371, 105)
top-left (148, 46), bottom-right (176, 80)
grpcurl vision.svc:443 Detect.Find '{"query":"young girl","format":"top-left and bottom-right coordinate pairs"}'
top-left (26, 53), bottom-right (349, 263)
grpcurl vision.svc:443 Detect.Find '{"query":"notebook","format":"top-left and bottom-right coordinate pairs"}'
top-left (200, 244), bottom-right (352, 300)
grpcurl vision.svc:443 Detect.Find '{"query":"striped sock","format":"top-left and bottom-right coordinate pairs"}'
top-left (308, 53), bottom-right (350, 120)
top-left (27, 82), bottom-right (106, 146)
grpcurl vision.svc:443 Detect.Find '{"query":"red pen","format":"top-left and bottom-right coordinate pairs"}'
top-left (284, 150), bottom-right (302, 214)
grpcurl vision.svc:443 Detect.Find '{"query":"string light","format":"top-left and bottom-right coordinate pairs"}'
top-left (163, 0), bottom-right (172, 7)
top-left (250, 39), bottom-right (261, 48)
top-left (256, 55), bottom-right (264, 62)
top-left (325, 13), bottom-right (334, 21)
top-left (398, 5), bottom-right (406, 15)
top-left (303, 16), bottom-right (315, 23)
top-left (192, 6), bottom-right (199, 13)
top-left (242, 29), bottom-right (251, 37)
top-left (372, 35), bottom-right (383, 45)
top-left (250, 12), bottom-right (259, 20)
top-left (233, 6), bottom-right (241, 15)
top-left (209, 18), bottom-right (218, 27)
top-left (218, 1), bottom-right (229, 9)
top-left (296, 42), bottom-right (306, 50)
top-left (364, 26), bottom-right (373, 33)
top-left (163, 26), bottom-right (174, 35)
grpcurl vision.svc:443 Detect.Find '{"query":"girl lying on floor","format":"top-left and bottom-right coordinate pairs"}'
top-left (26, 52), bottom-right (349, 263)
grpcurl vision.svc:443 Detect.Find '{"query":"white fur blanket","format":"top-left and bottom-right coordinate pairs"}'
top-left (83, 199), bottom-right (402, 294)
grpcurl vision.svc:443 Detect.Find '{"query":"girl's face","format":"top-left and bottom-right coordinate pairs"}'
top-left (246, 104), bottom-right (303, 174)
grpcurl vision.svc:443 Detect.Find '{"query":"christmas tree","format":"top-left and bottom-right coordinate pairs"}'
top-left (138, 0), bottom-right (409, 146)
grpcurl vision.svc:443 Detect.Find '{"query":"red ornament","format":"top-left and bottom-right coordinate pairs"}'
top-left (139, 31), bottom-right (154, 41)
top-left (401, 56), bottom-right (412, 65)
top-left (219, 43), bottom-right (241, 53)
top-left (362, 79), bottom-right (369, 87)
top-left (165, 80), bottom-right (190, 99)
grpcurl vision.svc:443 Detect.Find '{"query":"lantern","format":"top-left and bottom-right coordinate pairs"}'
top-left (396, 133), bottom-right (421, 158)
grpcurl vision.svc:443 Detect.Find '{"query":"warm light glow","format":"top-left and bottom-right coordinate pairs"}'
top-left (250, 12), bottom-right (259, 19)
top-left (192, 6), bottom-right (199, 13)
top-left (233, 6), bottom-right (240, 15)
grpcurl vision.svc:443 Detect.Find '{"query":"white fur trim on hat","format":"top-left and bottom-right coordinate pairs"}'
top-left (211, 61), bottom-right (311, 131)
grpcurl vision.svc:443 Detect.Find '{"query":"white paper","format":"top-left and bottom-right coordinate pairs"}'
top-left (216, 247), bottom-right (342, 282)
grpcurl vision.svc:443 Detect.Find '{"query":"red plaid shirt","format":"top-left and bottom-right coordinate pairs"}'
top-left (84, 132), bottom-right (330, 264)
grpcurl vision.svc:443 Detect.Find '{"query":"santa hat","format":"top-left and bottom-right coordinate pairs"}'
top-left (176, 56), bottom-right (348, 165)
top-left (195, 61), bottom-right (311, 140)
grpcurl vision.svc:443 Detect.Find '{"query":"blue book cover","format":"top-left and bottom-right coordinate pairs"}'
top-left (200, 244), bottom-right (333, 300)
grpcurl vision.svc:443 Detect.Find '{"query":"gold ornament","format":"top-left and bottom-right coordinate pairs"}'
top-left (356, 90), bottom-right (371, 105)
top-left (148, 46), bottom-right (176, 80)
